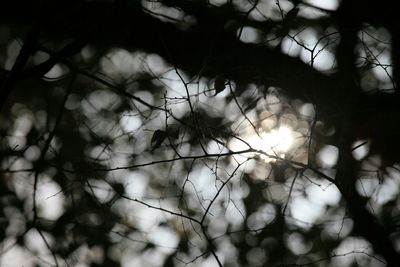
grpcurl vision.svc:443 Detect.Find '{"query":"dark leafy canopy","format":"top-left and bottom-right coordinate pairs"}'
top-left (1, 0), bottom-right (400, 266)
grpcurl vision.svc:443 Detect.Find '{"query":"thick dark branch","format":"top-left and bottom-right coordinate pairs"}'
top-left (3, 0), bottom-right (398, 114)
top-left (1, 0), bottom-right (336, 106)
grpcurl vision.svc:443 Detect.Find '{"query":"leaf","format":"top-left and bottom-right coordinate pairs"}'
top-left (285, 7), bottom-right (299, 22)
top-left (276, 7), bottom-right (299, 37)
top-left (168, 127), bottom-right (180, 140)
top-left (110, 182), bottom-right (125, 195)
top-left (214, 75), bottom-right (226, 95)
top-left (151, 129), bottom-right (167, 150)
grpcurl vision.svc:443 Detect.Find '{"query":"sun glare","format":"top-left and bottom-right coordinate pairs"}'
top-left (249, 126), bottom-right (294, 161)
top-left (229, 125), bottom-right (296, 163)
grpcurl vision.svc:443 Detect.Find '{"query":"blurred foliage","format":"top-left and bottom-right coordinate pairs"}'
top-left (1, 0), bottom-right (400, 266)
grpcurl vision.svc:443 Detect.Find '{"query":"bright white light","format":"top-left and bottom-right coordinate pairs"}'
top-left (228, 124), bottom-right (297, 165)
top-left (249, 126), bottom-right (294, 161)
top-left (304, 0), bottom-right (339, 11)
